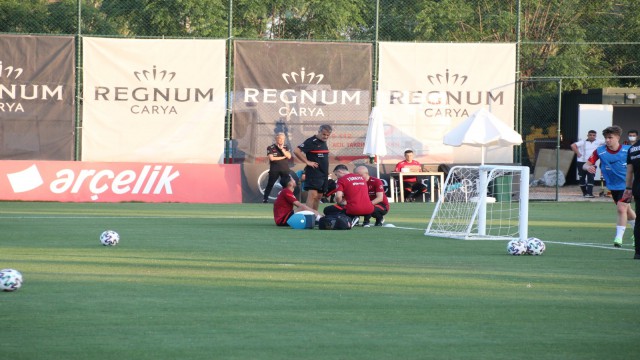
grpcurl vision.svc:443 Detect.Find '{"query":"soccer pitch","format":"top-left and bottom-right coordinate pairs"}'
top-left (1, 201), bottom-right (638, 360)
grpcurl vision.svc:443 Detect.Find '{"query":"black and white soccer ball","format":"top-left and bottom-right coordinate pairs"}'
top-left (100, 230), bottom-right (120, 246)
top-left (0, 268), bottom-right (23, 292)
top-left (507, 239), bottom-right (528, 256)
top-left (526, 237), bottom-right (546, 255)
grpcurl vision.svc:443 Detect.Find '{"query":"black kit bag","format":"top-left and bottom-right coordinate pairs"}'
top-left (318, 213), bottom-right (352, 230)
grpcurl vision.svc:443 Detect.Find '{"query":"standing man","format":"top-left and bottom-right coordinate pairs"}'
top-left (294, 124), bottom-right (333, 211)
top-left (355, 166), bottom-right (389, 227)
top-left (571, 130), bottom-right (603, 198)
top-left (263, 132), bottom-right (292, 203)
top-left (394, 149), bottom-right (427, 202)
top-left (273, 176), bottom-right (321, 226)
top-left (624, 129), bottom-right (638, 145)
top-left (583, 125), bottom-right (636, 247)
top-left (323, 164), bottom-right (374, 228)
top-left (623, 136), bottom-right (640, 259)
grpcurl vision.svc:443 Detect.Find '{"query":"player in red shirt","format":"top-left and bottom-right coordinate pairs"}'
top-left (394, 149), bottom-right (427, 202)
top-left (323, 164), bottom-right (374, 227)
top-left (273, 176), bottom-right (321, 226)
top-left (355, 166), bottom-right (389, 227)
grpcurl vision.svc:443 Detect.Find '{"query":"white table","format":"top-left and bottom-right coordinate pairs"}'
top-left (389, 172), bottom-right (444, 203)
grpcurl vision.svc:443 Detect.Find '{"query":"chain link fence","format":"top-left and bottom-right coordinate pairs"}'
top-left (3, 0), bottom-right (640, 200)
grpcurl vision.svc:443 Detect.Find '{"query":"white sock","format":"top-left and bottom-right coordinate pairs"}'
top-left (616, 225), bottom-right (626, 239)
top-left (628, 220), bottom-right (636, 228)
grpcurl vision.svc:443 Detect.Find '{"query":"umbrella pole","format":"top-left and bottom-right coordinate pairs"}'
top-left (376, 157), bottom-right (381, 178)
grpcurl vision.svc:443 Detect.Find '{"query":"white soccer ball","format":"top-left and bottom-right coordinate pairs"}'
top-left (0, 268), bottom-right (23, 292)
top-left (507, 239), bottom-right (528, 256)
top-left (100, 230), bottom-right (120, 246)
top-left (526, 237), bottom-right (546, 255)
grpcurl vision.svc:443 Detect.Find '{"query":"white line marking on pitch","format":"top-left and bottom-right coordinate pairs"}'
top-left (545, 241), bottom-right (634, 252)
top-left (413, 226), bottom-right (635, 252)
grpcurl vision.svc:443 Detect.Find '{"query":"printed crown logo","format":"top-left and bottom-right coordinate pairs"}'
top-left (282, 67), bottom-right (324, 85)
top-left (0, 61), bottom-right (23, 79)
top-left (134, 65), bottom-right (176, 82)
top-left (427, 69), bottom-right (467, 86)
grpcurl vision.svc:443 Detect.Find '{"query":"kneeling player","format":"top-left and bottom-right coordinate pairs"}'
top-left (323, 165), bottom-right (374, 228)
top-left (355, 166), bottom-right (390, 227)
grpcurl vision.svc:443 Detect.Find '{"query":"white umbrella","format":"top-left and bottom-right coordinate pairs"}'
top-left (363, 106), bottom-right (387, 177)
top-left (443, 108), bottom-right (522, 164)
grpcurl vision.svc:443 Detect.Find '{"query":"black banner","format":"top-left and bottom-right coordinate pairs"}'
top-left (0, 35), bottom-right (75, 160)
top-left (232, 40), bottom-right (372, 164)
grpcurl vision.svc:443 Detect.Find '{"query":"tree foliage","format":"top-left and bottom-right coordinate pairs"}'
top-left (233, 0), bottom-right (368, 39)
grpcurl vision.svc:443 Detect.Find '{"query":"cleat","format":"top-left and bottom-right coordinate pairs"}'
top-left (362, 221), bottom-right (370, 228)
top-left (614, 237), bottom-right (623, 248)
top-left (374, 217), bottom-right (385, 227)
top-left (350, 217), bottom-right (359, 228)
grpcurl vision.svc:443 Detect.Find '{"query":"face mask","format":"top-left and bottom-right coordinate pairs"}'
top-left (629, 136), bottom-right (637, 142)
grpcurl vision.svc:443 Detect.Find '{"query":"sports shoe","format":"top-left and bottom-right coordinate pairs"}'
top-left (350, 217), bottom-right (359, 228)
top-left (362, 221), bottom-right (371, 228)
top-left (584, 194), bottom-right (595, 198)
top-left (614, 237), bottom-right (623, 248)
top-left (374, 217), bottom-right (385, 227)
top-left (262, 199), bottom-right (268, 203)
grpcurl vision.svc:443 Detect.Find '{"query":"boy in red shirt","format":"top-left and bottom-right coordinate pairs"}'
top-left (273, 176), bottom-right (321, 226)
top-left (394, 149), bottom-right (427, 202)
top-left (323, 164), bottom-right (374, 227)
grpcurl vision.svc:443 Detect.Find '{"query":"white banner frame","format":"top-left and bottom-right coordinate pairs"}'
top-left (82, 37), bottom-right (226, 164)
top-left (378, 42), bottom-right (517, 165)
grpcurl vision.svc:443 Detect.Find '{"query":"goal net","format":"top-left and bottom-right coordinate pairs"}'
top-left (425, 165), bottom-right (529, 241)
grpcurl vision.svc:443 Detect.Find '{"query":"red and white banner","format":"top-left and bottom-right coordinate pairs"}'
top-left (0, 161), bottom-right (241, 203)
top-left (82, 37), bottom-right (226, 163)
top-left (378, 42), bottom-right (516, 164)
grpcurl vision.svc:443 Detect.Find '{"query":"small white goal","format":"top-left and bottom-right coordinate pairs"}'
top-left (425, 165), bottom-right (529, 241)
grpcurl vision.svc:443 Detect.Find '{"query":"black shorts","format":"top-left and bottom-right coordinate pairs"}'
top-left (304, 174), bottom-right (329, 193)
top-left (611, 190), bottom-right (632, 204)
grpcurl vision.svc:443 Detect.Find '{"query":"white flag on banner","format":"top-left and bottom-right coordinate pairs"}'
top-left (82, 38), bottom-right (226, 163)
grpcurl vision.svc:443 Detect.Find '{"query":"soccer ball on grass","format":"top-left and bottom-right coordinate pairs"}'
top-left (507, 239), bottom-right (528, 256)
top-left (526, 237), bottom-right (546, 255)
top-left (0, 268), bottom-right (23, 292)
top-left (100, 230), bottom-right (120, 246)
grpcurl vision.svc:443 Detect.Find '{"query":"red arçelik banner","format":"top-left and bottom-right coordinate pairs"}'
top-left (0, 161), bottom-right (241, 203)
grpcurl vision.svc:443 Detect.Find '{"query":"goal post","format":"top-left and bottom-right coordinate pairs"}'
top-left (425, 165), bottom-right (529, 241)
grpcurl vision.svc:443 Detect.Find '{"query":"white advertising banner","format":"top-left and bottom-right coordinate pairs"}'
top-left (378, 42), bottom-right (516, 164)
top-left (82, 38), bottom-right (226, 163)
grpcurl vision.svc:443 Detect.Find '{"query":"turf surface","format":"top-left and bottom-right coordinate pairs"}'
top-left (1, 201), bottom-right (638, 359)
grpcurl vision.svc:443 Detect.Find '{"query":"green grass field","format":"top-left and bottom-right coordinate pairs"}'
top-left (1, 201), bottom-right (639, 360)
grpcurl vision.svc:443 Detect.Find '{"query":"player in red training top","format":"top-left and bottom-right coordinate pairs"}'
top-left (323, 164), bottom-right (374, 227)
top-left (355, 166), bottom-right (389, 227)
top-left (273, 176), bottom-right (321, 226)
top-left (394, 149), bottom-right (427, 202)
